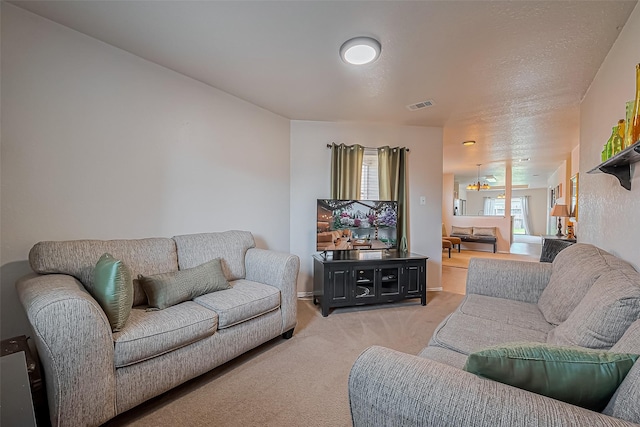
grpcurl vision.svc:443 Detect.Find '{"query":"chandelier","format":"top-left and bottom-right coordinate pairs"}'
top-left (466, 164), bottom-right (491, 191)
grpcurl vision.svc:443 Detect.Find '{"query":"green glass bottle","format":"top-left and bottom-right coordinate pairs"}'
top-left (605, 126), bottom-right (616, 160)
top-left (612, 119), bottom-right (625, 155)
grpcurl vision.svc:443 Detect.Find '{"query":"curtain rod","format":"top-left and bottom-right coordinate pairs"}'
top-left (326, 143), bottom-right (409, 152)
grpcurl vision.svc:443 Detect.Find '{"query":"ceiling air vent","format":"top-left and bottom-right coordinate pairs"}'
top-left (406, 100), bottom-right (434, 111)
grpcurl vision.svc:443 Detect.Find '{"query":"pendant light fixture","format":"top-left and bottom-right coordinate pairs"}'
top-left (466, 164), bottom-right (491, 191)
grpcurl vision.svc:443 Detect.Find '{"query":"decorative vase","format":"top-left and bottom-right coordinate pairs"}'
top-left (625, 63), bottom-right (640, 148)
top-left (605, 125), bottom-right (616, 160)
top-left (612, 119), bottom-right (625, 155)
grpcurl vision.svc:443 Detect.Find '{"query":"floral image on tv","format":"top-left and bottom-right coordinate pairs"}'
top-left (316, 200), bottom-right (398, 251)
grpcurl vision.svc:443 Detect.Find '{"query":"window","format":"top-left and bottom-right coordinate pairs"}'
top-left (360, 148), bottom-right (379, 200)
top-left (493, 197), bottom-right (526, 234)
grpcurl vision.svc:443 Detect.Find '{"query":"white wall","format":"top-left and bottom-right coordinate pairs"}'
top-left (1, 5), bottom-right (291, 339)
top-left (290, 121), bottom-right (443, 293)
top-left (444, 185), bottom-right (546, 237)
top-left (571, 145), bottom-right (580, 177)
top-left (547, 160), bottom-right (568, 234)
top-left (580, 3), bottom-right (639, 269)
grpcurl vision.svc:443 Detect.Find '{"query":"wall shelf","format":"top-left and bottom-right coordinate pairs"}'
top-left (587, 140), bottom-right (640, 190)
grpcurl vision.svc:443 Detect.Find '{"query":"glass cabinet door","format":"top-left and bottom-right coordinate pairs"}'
top-left (354, 267), bottom-right (377, 299)
top-left (379, 266), bottom-right (401, 296)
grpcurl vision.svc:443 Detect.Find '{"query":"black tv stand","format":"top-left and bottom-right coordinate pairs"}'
top-left (312, 250), bottom-right (428, 317)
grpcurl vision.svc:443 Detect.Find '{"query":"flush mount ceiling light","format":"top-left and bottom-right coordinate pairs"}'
top-left (462, 140), bottom-right (476, 146)
top-left (340, 37), bottom-right (381, 65)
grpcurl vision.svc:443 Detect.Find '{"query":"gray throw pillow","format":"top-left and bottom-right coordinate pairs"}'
top-left (451, 226), bottom-right (472, 236)
top-left (472, 227), bottom-right (496, 237)
top-left (138, 258), bottom-right (231, 310)
top-left (91, 253), bottom-right (133, 332)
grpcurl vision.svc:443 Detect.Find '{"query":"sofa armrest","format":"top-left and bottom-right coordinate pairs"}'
top-left (245, 248), bottom-right (300, 334)
top-left (16, 273), bottom-right (116, 427)
top-left (349, 346), bottom-right (636, 427)
top-left (466, 258), bottom-right (552, 303)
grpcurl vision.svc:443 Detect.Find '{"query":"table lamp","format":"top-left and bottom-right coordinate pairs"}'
top-left (550, 204), bottom-right (570, 237)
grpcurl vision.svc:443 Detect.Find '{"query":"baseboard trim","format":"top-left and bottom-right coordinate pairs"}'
top-left (427, 287), bottom-right (443, 291)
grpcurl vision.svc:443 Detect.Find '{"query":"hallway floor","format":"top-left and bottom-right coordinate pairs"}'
top-left (442, 235), bottom-right (542, 295)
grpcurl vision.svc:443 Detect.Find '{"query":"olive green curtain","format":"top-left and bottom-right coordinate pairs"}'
top-left (330, 143), bottom-right (364, 199)
top-left (378, 146), bottom-right (408, 252)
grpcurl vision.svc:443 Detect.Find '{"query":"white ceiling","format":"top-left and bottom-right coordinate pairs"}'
top-left (10, 0), bottom-right (637, 187)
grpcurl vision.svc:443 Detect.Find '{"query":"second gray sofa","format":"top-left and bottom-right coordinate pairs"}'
top-left (349, 243), bottom-right (640, 426)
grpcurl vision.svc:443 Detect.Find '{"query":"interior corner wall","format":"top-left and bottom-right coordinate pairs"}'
top-left (579, 3), bottom-right (639, 269)
top-left (290, 121), bottom-right (444, 294)
top-left (571, 145), bottom-right (580, 177)
top-left (442, 173), bottom-right (454, 231)
top-left (0, 4), bottom-right (291, 339)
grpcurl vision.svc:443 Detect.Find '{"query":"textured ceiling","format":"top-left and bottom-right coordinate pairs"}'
top-left (10, 0), bottom-right (637, 187)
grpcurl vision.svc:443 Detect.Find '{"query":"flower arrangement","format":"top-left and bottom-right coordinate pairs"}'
top-left (377, 207), bottom-right (397, 227)
top-left (332, 205), bottom-right (397, 229)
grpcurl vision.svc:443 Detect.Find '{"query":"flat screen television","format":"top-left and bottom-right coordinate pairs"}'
top-left (317, 199), bottom-right (398, 252)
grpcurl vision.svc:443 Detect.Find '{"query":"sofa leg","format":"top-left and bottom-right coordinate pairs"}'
top-left (448, 247), bottom-right (451, 258)
top-left (282, 328), bottom-right (294, 339)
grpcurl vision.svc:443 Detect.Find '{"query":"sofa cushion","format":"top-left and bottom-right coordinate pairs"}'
top-left (429, 312), bottom-right (547, 355)
top-left (605, 320), bottom-right (640, 424)
top-left (418, 346), bottom-right (468, 370)
top-left (139, 258), bottom-right (231, 310)
top-left (29, 238), bottom-right (178, 306)
top-left (472, 227), bottom-right (496, 237)
top-left (464, 342), bottom-right (638, 412)
top-left (537, 244), bottom-right (636, 325)
top-left (113, 301), bottom-right (217, 367)
top-left (610, 319), bottom-right (640, 354)
top-left (91, 253), bottom-right (133, 332)
top-left (458, 295), bottom-right (553, 333)
top-left (547, 270), bottom-right (640, 349)
top-left (173, 231), bottom-right (255, 281)
top-left (450, 226), bottom-right (472, 236)
top-left (193, 279), bottom-right (280, 329)
top-left (603, 361), bottom-right (640, 424)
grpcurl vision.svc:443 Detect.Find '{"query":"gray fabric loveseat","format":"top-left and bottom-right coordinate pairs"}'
top-left (349, 243), bottom-right (640, 426)
top-left (16, 230), bottom-right (299, 426)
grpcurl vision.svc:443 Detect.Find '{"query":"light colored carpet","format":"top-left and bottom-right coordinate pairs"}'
top-left (105, 292), bottom-right (464, 427)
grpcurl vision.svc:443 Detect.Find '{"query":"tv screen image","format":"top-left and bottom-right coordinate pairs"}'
top-left (317, 199), bottom-right (398, 251)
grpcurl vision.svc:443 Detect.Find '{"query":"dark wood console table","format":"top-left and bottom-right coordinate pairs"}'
top-left (312, 250), bottom-right (428, 317)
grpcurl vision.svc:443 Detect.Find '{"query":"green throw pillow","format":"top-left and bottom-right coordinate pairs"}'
top-left (463, 342), bottom-right (639, 412)
top-left (138, 258), bottom-right (231, 310)
top-left (92, 253), bottom-right (133, 332)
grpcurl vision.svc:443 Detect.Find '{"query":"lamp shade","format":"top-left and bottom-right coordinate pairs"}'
top-left (550, 204), bottom-right (570, 217)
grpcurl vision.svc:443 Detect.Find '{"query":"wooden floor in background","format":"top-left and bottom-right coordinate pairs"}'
top-left (442, 240), bottom-right (541, 295)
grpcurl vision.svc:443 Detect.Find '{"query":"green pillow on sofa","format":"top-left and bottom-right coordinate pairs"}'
top-left (463, 342), bottom-right (638, 412)
top-left (139, 258), bottom-right (231, 310)
top-left (91, 253), bottom-right (133, 332)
